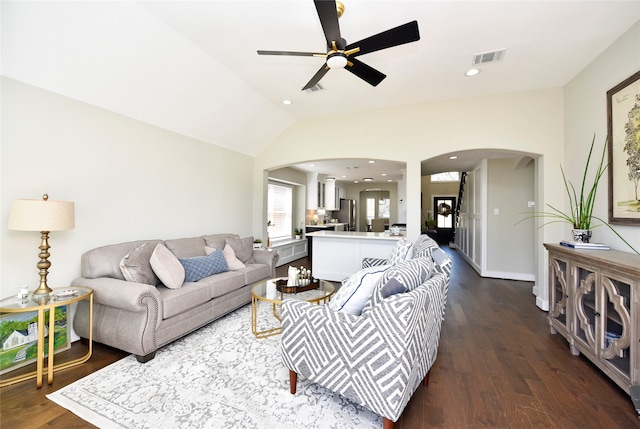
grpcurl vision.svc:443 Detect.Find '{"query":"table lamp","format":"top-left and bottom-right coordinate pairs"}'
top-left (8, 194), bottom-right (75, 296)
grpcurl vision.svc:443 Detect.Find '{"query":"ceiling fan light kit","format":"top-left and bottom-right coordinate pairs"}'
top-left (257, 0), bottom-right (420, 90)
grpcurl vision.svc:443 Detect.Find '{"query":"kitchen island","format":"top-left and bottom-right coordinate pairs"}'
top-left (306, 230), bottom-right (403, 281)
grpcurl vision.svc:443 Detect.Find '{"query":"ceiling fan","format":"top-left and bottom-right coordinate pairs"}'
top-left (257, 0), bottom-right (420, 90)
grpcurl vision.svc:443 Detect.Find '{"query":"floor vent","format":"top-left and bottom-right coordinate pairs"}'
top-left (472, 49), bottom-right (506, 65)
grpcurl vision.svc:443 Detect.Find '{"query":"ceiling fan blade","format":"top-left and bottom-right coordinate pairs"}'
top-left (314, 0), bottom-right (344, 50)
top-left (302, 64), bottom-right (330, 90)
top-left (345, 21), bottom-right (420, 57)
top-left (346, 58), bottom-right (386, 87)
top-left (257, 50), bottom-right (324, 57)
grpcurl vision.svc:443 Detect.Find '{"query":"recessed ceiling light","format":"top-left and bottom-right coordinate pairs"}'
top-left (465, 68), bottom-right (480, 77)
top-left (282, 99), bottom-right (292, 105)
top-left (387, 179), bottom-right (392, 182)
top-left (381, 173), bottom-right (387, 176)
top-left (368, 160), bottom-right (375, 164)
top-left (354, 180), bottom-right (359, 183)
top-left (363, 178), bottom-right (373, 182)
top-left (449, 156), bottom-right (458, 160)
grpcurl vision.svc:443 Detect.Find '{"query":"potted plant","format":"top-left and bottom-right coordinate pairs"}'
top-left (294, 228), bottom-right (303, 239)
top-left (425, 214), bottom-right (437, 230)
top-left (520, 135), bottom-right (638, 254)
top-left (253, 238), bottom-right (262, 249)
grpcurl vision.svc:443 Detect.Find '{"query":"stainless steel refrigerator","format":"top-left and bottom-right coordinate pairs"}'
top-left (336, 199), bottom-right (356, 231)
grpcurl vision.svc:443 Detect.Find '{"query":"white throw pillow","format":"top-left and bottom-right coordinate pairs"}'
top-left (206, 245), bottom-right (246, 271)
top-left (150, 243), bottom-right (185, 289)
top-left (328, 265), bottom-right (390, 315)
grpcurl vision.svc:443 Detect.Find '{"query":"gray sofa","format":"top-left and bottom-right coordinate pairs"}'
top-left (71, 233), bottom-right (278, 362)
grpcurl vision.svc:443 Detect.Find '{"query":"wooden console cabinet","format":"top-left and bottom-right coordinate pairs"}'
top-left (544, 243), bottom-right (639, 397)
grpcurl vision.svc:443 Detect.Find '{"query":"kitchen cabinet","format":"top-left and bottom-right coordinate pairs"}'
top-left (544, 243), bottom-right (639, 399)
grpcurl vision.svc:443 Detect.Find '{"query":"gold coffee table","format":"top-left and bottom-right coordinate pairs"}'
top-left (251, 278), bottom-right (335, 339)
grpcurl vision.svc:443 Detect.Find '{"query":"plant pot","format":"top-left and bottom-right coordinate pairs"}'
top-left (571, 229), bottom-right (592, 243)
top-left (295, 235), bottom-right (301, 240)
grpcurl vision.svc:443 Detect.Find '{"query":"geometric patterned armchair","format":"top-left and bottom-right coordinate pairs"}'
top-left (281, 246), bottom-right (451, 428)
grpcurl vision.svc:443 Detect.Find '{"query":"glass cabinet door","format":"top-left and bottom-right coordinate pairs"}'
top-left (549, 257), bottom-right (569, 330)
top-left (600, 274), bottom-right (631, 378)
top-left (574, 265), bottom-right (597, 349)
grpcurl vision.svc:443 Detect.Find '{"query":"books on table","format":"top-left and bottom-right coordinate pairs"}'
top-left (560, 240), bottom-right (610, 250)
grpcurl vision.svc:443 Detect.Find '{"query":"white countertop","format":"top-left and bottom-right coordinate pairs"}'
top-left (305, 223), bottom-right (347, 227)
top-left (306, 230), bottom-right (403, 240)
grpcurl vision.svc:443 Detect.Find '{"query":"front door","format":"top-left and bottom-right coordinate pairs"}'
top-left (433, 196), bottom-right (456, 244)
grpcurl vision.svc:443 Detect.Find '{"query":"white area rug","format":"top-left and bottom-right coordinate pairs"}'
top-left (47, 303), bottom-right (381, 429)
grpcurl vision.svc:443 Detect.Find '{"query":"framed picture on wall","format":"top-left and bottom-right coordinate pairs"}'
top-left (607, 70), bottom-right (640, 225)
top-left (0, 306), bottom-right (70, 375)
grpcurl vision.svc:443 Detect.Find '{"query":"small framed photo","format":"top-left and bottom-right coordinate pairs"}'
top-left (0, 306), bottom-right (71, 375)
top-left (607, 70), bottom-right (640, 225)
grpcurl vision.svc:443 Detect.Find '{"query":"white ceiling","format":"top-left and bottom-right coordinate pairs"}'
top-left (3, 1), bottom-right (639, 180)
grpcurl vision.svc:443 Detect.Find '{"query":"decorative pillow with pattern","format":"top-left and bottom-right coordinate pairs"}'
top-left (431, 247), bottom-right (452, 277)
top-left (380, 277), bottom-right (407, 298)
top-left (412, 234), bottom-right (439, 259)
top-left (362, 257), bottom-right (434, 313)
top-left (150, 243), bottom-right (185, 289)
top-left (179, 251), bottom-right (229, 283)
top-left (120, 242), bottom-right (159, 286)
top-left (388, 237), bottom-right (414, 265)
top-left (328, 264), bottom-right (390, 315)
top-left (225, 237), bottom-right (255, 264)
top-left (205, 245), bottom-right (246, 271)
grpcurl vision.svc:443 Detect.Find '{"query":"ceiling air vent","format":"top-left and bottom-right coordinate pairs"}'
top-left (472, 49), bottom-right (506, 65)
top-left (305, 83), bottom-right (324, 92)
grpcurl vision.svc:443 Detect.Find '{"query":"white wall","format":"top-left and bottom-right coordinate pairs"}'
top-left (564, 22), bottom-right (640, 254)
top-left (1, 77), bottom-right (255, 299)
top-left (486, 158), bottom-right (535, 279)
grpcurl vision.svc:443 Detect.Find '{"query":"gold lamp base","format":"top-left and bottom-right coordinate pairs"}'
top-left (32, 231), bottom-right (53, 296)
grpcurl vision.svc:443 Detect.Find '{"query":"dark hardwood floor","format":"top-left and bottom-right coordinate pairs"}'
top-left (1, 249), bottom-right (638, 428)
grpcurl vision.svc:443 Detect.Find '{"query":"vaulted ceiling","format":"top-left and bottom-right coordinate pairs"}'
top-left (3, 1), bottom-right (639, 177)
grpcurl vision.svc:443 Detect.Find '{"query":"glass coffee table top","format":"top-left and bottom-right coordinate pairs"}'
top-left (251, 278), bottom-right (335, 304)
top-left (251, 278), bottom-right (335, 338)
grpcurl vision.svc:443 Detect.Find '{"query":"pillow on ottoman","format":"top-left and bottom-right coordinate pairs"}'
top-left (120, 242), bottom-right (159, 286)
top-left (179, 251), bottom-right (229, 283)
top-left (150, 243), bottom-right (185, 289)
top-left (225, 237), bottom-right (255, 264)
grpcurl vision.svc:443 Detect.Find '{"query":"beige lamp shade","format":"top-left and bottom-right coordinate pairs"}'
top-left (8, 197), bottom-right (75, 232)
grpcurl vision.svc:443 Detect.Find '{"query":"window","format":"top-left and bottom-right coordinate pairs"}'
top-left (431, 172), bottom-right (460, 182)
top-left (267, 182), bottom-right (292, 240)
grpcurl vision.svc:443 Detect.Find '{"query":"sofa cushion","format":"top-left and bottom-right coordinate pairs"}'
top-left (179, 251), bottom-right (229, 283)
top-left (206, 245), bottom-right (246, 271)
top-left (203, 233), bottom-right (239, 251)
top-left (157, 282), bottom-right (212, 319)
top-left (150, 243), bottom-right (185, 289)
top-left (241, 263), bottom-right (271, 285)
top-left (225, 237), bottom-right (255, 264)
top-left (165, 237), bottom-right (206, 259)
top-left (328, 264), bottom-right (390, 315)
top-left (197, 270), bottom-right (245, 299)
top-left (388, 237), bottom-right (414, 265)
top-left (119, 242), bottom-right (159, 286)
